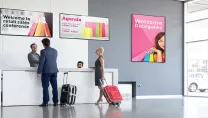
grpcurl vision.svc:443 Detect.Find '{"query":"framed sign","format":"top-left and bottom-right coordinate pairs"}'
top-left (59, 13), bottom-right (109, 41)
top-left (0, 8), bottom-right (53, 37)
top-left (131, 14), bottom-right (166, 63)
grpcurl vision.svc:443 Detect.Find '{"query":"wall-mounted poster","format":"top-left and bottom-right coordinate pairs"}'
top-left (0, 8), bottom-right (53, 37)
top-left (131, 14), bottom-right (165, 63)
top-left (59, 13), bottom-right (109, 40)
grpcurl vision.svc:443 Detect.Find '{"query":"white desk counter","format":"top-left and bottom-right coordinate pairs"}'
top-left (1, 67), bottom-right (118, 106)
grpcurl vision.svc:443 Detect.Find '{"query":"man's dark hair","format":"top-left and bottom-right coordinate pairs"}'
top-left (77, 61), bottom-right (84, 66)
top-left (42, 38), bottom-right (50, 47)
top-left (30, 43), bottom-right (36, 49)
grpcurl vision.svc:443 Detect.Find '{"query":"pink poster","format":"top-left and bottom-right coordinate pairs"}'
top-left (131, 14), bottom-right (165, 63)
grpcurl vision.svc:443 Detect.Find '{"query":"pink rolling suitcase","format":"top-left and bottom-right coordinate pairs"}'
top-left (102, 80), bottom-right (123, 107)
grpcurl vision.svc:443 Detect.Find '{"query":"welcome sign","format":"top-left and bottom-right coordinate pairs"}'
top-left (0, 8), bottom-right (53, 37)
top-left (131, 14), bottom-right (166, 63)
top-left (59, 13), bottom-right (109, 40)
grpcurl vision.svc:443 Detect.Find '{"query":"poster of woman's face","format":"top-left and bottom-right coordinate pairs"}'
top-left (131, 14), bottom-right (166, 63)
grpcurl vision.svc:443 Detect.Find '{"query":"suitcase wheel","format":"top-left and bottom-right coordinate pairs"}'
top-left (60, 103), bottom-right (66, 106)
top-left (60, 103), bottom-right (72, 106)
top-left (109, 102), bottom-right (121, 107)
top-left (116, 102), bottom-right (121, 107)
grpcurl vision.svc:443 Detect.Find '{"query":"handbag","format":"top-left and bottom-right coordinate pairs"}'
top-left (143, 53), bottom-right (154, 62)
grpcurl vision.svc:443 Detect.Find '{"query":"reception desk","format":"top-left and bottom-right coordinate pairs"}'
top-left (1, 67), bottom-right (118, 106)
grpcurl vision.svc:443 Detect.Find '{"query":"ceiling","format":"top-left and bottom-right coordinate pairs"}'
top-left (186, 0), bottom-right (208, 13)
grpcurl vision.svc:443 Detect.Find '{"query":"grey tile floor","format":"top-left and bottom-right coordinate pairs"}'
top-left (0, 97), bottom-right (207, 118)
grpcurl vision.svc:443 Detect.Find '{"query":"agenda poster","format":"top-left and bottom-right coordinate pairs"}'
top-left (0, 8), bottom-right (53, 37)
top-left (131, 14), bottom-right (165, 63)
top-left (59, 13), bottom-right (109, 40)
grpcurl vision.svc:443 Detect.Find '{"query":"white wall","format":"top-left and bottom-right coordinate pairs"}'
top-left (0, 0), bottom-right (88, 68)
top-left (118, 84), bottom-right (132, 99)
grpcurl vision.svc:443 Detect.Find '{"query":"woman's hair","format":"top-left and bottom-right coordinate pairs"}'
top-left (155, 32), bottom-right (165, 52)
top-left (96, 47), bottom-right (104, 53)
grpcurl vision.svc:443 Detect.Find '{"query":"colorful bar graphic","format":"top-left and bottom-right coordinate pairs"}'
top-left (84, 22), bottom-right (107, 38)
top-left (83, 27), bottom-right (93, 38)
top-left (99, 23), bottom-right (102, 37)
top-left (102, 23), bottom-right (105, 37)
top-left (105, 24), bottom-right (109, 37)
top-left (44, 23), bottom-right (51, 37)
top-left (96, 23), bottom-right (100, 37)
top-left (28, 22), bottom-right (52, 37)
top-left (28, 23), bottom-right (37, 36)
top-left (85, 22), bottom-right (96, 37)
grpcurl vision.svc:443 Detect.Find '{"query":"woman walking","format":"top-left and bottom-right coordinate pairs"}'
top-left (94, 47), bottom-right (105, 105)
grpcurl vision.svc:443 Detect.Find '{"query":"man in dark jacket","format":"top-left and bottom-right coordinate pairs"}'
top-left (37, 38), bottom-right (58, 107)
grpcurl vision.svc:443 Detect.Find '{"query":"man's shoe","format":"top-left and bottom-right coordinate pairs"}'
top-left (39, 103), bottom-right (48, 107)
top-left (53, 103), bottom-right (58, 106)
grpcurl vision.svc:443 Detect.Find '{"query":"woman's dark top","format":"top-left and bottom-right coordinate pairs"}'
top-left (94, 56), bottom-right (103, 86)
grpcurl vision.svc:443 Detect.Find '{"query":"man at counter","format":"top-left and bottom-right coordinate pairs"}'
top-left (28, 43), bottom-right (40, 67)
top-left (37, 38), bottom-right (58, 107)
top-left (77, 61), bottom-right (84, 68)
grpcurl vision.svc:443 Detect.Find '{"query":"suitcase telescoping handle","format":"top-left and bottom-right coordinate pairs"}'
top-left (100, 78), bottom-right (108, 85)
top-left (63, 72), bottom-right (68, 84)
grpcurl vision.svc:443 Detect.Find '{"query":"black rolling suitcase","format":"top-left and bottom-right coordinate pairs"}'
top-left (60, 72), bottom-right (77, 106)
